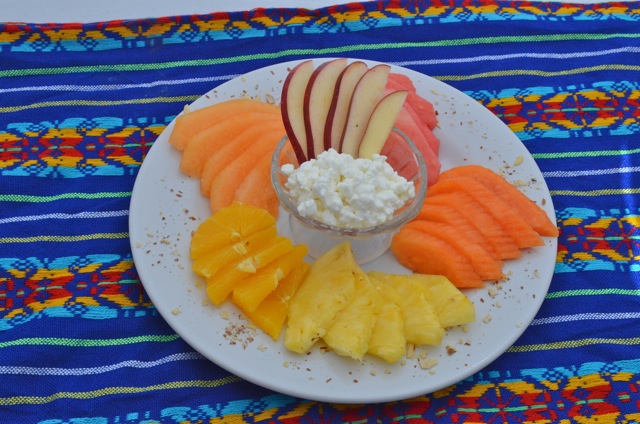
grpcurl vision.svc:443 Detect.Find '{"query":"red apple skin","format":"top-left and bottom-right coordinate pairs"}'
top-left (339, 64), bottom-right (391, 158)
top-left (302, 58), bottom-right (347, 159)
top-left (323, 61), bottom-right (368, 152)
top-left (281, 60), bottom-right (314, 164)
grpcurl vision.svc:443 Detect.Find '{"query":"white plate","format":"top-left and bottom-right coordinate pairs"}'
top-left (129, 58), bottom-right (558, 403)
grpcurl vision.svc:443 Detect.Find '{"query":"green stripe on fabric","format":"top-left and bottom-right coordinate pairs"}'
top-left (507, 337), bottom-right (640, 353)
top-left (0, 377), bottom-right (243, 406)
top-left (0, 335), bottom-right (180, 349)
top-left (437, 64), bottom-right (640, 81)
top-left (0, 233), bottom-right (129, 243)
top-left (533, 148), bottom-right (640, 159)
top-left (2, 33), bottom-right (638, 78)
top-left (546, 288), bottom-right (640, 299)
top-left (0, 96), bottom-right (199, 113)
top-left (0, 192), bottom-right (131, 202)
top-left (550, 188), bottom-right (640, 196)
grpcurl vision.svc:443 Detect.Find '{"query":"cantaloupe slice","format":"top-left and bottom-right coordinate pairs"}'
top-left (391, 227), bottom-right (484, 289)
top-left (239, 261), bottom-right (310, 341)
top-left (233, 142), bottom-right (293, 218)
top-left (425, 192), bottom-right (522, 260)
top-left (200, 120), bottom-right (285, 197)
top-left (437, 165), bottom-right (559, 237)
top-left (208, 127), bottom-right (284, 214)
top-left (427, 178), bottom-right (544, 249)
top-left (179, 112), bottom-right (279, 178)
top-left (403, 220), bottom-right (504, 281)
top-left (169, 98), bottom-right (279, 151)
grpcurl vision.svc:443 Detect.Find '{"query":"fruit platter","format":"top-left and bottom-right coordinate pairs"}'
top-left (129, 58), bottom-right (558, 403)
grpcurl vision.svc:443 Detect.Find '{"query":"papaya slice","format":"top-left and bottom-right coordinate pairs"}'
top-left (391, 227), bottom-right (484, 289)
top-left (169, 98), bottom-right (279, 151)
top-left (403, 220), bottom-right (504, 281)
top-left (437, 165), bottom-right (558, 237)
top-left (427, 177), bottom-right (544, 249)
top-left (425, 192), bottom-right (522, 260)
top-left (414, 202), bottom-right (499, 259)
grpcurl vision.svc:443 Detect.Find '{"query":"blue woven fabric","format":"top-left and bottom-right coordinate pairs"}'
top-left (1, 1), bottom-right (640, 422)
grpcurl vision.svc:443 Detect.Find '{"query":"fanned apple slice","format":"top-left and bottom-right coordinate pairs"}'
top-left (323, 61), bottom-right (368, 152)
top-left (358, 90), bottom-right (408, 159)
top-left (303, 58), bottom-right (348, 159)
top-left (339, 64), bottom-right (391, 157)
top-left (281, 60), bottom-right (314, 164)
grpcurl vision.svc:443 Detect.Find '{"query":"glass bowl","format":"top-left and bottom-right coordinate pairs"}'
top-left (271, 128), bottom-right (427, 264)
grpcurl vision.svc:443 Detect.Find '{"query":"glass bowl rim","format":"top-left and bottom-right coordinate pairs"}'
top-left (270, 127), bottom-right (428, 238)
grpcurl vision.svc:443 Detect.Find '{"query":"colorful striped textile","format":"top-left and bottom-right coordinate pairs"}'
top-left (2, 0), bottom-right (640, 421)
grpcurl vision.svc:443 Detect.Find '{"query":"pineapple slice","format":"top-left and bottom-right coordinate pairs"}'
top-left (285, 241), bottom-right (359, 354)
top-left (367, 279), bottom-right (406, 363)
top-left (408, 274), bottom-right (476, 328)
top-left (368, 271), bottom-right (445, 346)
top-left (323, 270), bottom-right (382, 361)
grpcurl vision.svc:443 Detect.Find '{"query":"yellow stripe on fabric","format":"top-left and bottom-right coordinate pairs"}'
top-left (507, 337), bottom-right (640, 353)
top-left (0, 96), bottom-right (199, 113)
top-left (550, 188), bottom-right (640, 196)
top-left (436, 64), bottom-right (640, 81)
top-left (0, 233), bottom-right (129, 243)
top-left (0, 377), bottom-right (243, 406)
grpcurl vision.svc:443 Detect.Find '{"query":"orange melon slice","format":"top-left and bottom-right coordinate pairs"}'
top-left (437, 165), bottom-right (558, 237)
top-left (169, 98), bottom-right (279, 151)
top-left (425, 192), bottom-right (522, 260)
top-left (427, 177), bottom-right (544, 249)
top-left (179, 112), bottom-right (279, 178)
top-left (208, 128), bottom-right (284, 214)
top-left (403, 220), bottom-right (504, 281)
top-left (391, 227), bottom-right (484, 289)
top-left (240, 261), bottom-right (310, 341)
top-left (200, 120), bottom-right (285, 197)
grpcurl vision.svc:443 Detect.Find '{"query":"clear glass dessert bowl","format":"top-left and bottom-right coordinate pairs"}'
top-left (271, 128), bottom-right (427, 264)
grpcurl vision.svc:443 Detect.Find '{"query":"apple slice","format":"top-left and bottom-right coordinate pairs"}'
top-left (323, 61), bottom-right (368, 152)
top-left (303, 58), bottom-right (348, 159)
top-left (281, 60), bottom-right (315, 164)
top-left (358, 90), bottom-right (408, 159)
top-left (339, 64), bottom-right (391, 157)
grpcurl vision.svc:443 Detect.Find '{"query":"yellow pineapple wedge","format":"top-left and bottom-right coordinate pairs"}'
top-left (367, 278), bottom-right (406, 363)
top-left (368, 271), bottom-right (445, 346)
top-left (285, 241), bottom-right (359, 354)
top-left (408, 274), bottom-right (476, 328)
top-left (323, 270), bottom-right (382, 361)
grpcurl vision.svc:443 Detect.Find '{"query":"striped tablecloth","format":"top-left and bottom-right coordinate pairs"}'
top-left (1, 0), bottom-right (640, 422)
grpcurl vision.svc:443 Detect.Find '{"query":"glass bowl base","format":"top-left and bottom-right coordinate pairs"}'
top-left (288, 213), bottom-right (393, 265)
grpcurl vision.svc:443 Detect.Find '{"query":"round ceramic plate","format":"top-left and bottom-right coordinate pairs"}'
top-left (129, 58), bottom-right (558, 403)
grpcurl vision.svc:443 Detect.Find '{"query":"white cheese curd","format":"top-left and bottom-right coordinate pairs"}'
top-left (281, 149), bottom-right (415, 228)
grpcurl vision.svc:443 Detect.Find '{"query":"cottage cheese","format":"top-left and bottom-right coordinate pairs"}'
top-left (281, 149), bottom-right (415, 228)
